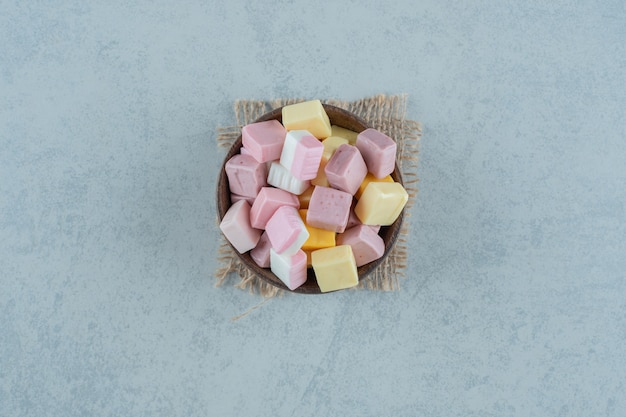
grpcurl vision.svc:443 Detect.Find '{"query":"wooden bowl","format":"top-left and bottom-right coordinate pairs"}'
top-left (217, 104), bottom-right (404, 294)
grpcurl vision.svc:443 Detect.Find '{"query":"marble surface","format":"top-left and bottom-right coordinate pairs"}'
top-left (1, 1), bottom-right (625, 416)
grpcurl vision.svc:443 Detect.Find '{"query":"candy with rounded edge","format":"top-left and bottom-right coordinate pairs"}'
top-left (270, 249), bottom-right (307, 290)
top-left (282, 99), bottom-right (332, 139)
top-left (242, 120), bottom-right (286, 163)
top-left (311, 245), bottom-right (359, 292)
top-left (267, 161), bottom-right (310, 195)
top-left (355, 182), bottom-right (408, 226)
top-left (219, 200), bottom-right (261, 253)
top-left (324, 144), bottom-right (368, 196)
top-left (306, 185), bottom-right (352, 233)
top-left (249, 187), bottom-right (299, 230)
top-left (279, 130), bottom-right (323, 181)
top-left (225, 154), bottom-right (267, 198)
top-left (356, 128), bottom-right (397, 179)
top-left (265, 206), bottom-right (309, 255)
top-left (336, 224), bottom-right (384, 267)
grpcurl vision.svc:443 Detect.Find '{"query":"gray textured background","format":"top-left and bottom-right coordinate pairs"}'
top-left (1, 1), bottom-right (625, 416)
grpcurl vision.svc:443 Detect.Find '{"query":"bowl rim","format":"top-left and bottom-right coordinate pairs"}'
top-left (216, 103), bottom-right (405, 294)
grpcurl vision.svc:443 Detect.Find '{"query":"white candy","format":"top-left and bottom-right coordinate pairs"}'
top-left (270, 248), bottom-right (307, 290)
top-left (267, 161), bottom-right (310, 195)
top-left (279, 130), bottom-right (323, 181)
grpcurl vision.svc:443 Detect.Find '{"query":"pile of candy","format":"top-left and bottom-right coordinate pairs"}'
top-left (219, 100), bottom-right (408, 292)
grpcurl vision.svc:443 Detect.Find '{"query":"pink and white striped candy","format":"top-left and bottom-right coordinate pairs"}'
top-left (279, 130), bottom-right (324, 181)
top-left (265, 206), bottom-right (309, 255)
top-left (270, 249), bottom-right (307, 290)
top-left (267, 161), bottom-right (310, 195)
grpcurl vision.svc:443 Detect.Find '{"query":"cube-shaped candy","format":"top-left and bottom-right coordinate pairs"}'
top-left (225, 154), bottom-right (267, 198)
top-left (267, 161), bottom-right (310, 195)
top-left (325, 144), bottom-right (368, 196)
top-left (241, 120), bottom-right (287, 163)
top-left (265, 206), bottom-right (309, 255)
top-left (279, 130), bottom-right (324, 181)
top-left (250, 231), bottom-right (272, 268)
top-left (306, 186), bottom-right (352, 233)
top-left (356, 128), bottom-right (397, 179)
top-left (355, 173), bottom-right (394, 199)
top-left (336, 225), bottom-right (385, 267)
top-left (298, 209), bottom-right (336, 251)
top-left (330, 125), bottom-right (359, 145)
top-left (355, 182), bottom-right (408, 226)
top-left (282, 99), bottom-right (332, 139)
top-left (311, 245), bottom-right (359, 292)
top-left (249, 187), bottom-right (299, 230)
top-left (270, 249), bottom-right (307, 291)
top-left (298, 186), bottom-right (315, 209)
top-left (219, 200), bottom-right (261, 253)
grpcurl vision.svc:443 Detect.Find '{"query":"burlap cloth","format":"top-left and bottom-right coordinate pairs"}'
top-left (216, 94), bottom-right (421, 297)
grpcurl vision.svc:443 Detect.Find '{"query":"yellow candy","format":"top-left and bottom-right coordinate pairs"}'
top-left (321, 136), bottom-right (349, 160)
top-left (298, 210), bottom-right (336, 251)
top-left (298, 186), bottom-right (315, 209)
top-left (311, 245), bottom-right (359, 292)
top-left (282, 100), bottom-right (331, 139)
top-left (355, 173), bottom-right (394, 200)
top-left (354, 182), bottom-right (408, 226)
top-left (330, 125), bottom-right (359, 145)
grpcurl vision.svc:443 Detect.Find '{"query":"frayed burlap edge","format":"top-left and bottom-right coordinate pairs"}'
top-left (215, 94), bottom-right (421, 297)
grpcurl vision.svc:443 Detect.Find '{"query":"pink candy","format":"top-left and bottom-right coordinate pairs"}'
top-left (280, 130), bottom-right (324, 181)
top-left (336, 224), bottom-right (384, 267)
top-left (219, 200), bottom-right (261, 253)
top-left (225, 154), bottom-right (267, 198)
top-left (325, 144), bottom-right (368, 196)
top-left (250, 231), bottom-right (271, 268)
top-left (250, 187), bottom-right (299, 230)
top-left (356, 128), bottom-right (397, 179)
top-left (242, 120), bottom-right (287, 163)
top-left (220, 110), bottom-right (402, 291)
top-left (306, 186), bottom-right (352, 233)
top-left (265, 206), bottom-right (309, 255)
